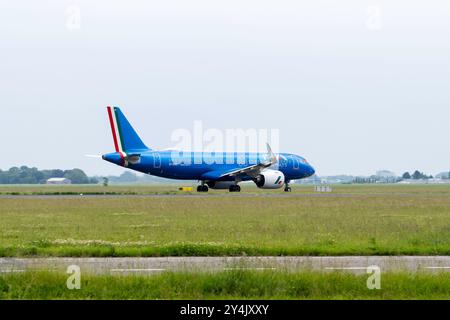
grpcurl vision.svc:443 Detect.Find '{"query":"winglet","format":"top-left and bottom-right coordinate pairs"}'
top-left (266, 143), bottom-right (278, 165)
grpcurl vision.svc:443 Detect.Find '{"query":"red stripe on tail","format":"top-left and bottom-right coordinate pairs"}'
top-left (107, 106), bottom-right (120, 152)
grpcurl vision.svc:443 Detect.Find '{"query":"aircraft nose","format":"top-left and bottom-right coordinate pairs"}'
top-left (308, 165), bottom-right (315, 177)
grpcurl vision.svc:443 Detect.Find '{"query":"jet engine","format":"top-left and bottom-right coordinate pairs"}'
top-left (253, 170), bottom-right (285, 189)
top-left (207, 181), bottom-right (236, 189)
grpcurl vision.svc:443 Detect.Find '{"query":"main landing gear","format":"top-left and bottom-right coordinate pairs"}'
top-left (197, 181), bottom-right (209, 192)
top-left (284, 181), bottom-right (292, 192)
top-left (197, 181), bottom-right (241, 192)
top-left (229, 184), bottom-right (241, 192)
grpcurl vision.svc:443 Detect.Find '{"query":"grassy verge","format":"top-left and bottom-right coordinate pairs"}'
top-left (0, 184), bottom-right (188, 196)
top-left (1, 243), bottom-right (449, 257)
top-left (2, 183), bottom-right (450, 196)
top-left (0, 270), bottom-right (449, 300)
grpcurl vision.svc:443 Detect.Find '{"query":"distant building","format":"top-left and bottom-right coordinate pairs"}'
top-left (376, 170), bottom-right (396, 178)
top-left (435, 172), bottom-right (450, 180)
top-left (296, 174), bottom-right (321, 185)
top-left (46, 178), bottom-right (71, 185)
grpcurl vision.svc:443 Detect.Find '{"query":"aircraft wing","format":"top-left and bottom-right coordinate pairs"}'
top-left (219, 143), bottom-right (278, 179)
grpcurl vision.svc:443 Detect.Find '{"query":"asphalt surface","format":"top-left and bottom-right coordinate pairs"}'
top-left (1, 257), bottom-right (449, 275)
top-left (0, 193), bottom-right (445, 199)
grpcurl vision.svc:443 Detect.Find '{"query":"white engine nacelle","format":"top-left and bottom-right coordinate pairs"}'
top-left (207, 181), bottom-right (236, 189)
top-left (253, 170), bottom-right (285, 189)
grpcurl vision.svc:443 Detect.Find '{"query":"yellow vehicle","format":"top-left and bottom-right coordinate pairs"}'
top-left (178, 187), bottom-right (194, 192)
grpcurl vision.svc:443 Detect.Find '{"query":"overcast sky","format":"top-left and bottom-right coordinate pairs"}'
top-left (1, 1), bottom-right (449, 176)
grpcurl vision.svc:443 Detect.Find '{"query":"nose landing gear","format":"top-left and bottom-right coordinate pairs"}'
top-left (284, 181), bottom-right (292, 192)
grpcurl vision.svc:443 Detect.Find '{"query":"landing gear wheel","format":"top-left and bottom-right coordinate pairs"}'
top-left (197, 185), bottom-right (209, 192)
top-left (284, 181), bottom-right (292, 192)
top-left (229, 185), bottom-right (241, 192)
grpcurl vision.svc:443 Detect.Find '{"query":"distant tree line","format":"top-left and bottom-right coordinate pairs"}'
top-left (402, 171), bottom-right (434, 180)
top-left (0, 166), bottom-right (98, 184)
top-left (353, 176), bottom-right (402, 184)
top-left (107, 171), bottom-right (138, 184)
top-left (353, 169), bottom-right (443, 184)
top-left (92, 171), bottom-right (169, 185)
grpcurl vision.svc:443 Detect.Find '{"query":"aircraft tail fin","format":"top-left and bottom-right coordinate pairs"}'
top-left (107, 106), bottom-right (150, 153)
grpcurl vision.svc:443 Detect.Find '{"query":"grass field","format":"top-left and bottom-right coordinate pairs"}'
top-left (0, 184), bottom-right (449, 257)
top-left (0, 270), bottom-right (449, 300)
top-left (2, 183), bottom-right (450, 195)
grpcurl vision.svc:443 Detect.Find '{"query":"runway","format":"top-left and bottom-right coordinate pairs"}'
top-left (0, 193), bottom-right (445, 200)
top-left (1, 256), bottom-right (449, 275)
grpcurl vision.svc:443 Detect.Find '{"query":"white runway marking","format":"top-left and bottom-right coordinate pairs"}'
top-left (223, 268), bottom-right (277, 271)
top-left (110, 268), bottom-right (166, 273)
top-left (325, 267), bottom-right (368, 270)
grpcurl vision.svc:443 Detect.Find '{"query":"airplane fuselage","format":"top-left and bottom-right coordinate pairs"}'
top-left (103, 151), bottom-right (315, 182)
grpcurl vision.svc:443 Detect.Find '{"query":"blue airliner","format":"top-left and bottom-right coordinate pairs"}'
top-left (102, 107), bottom-right (315, 192)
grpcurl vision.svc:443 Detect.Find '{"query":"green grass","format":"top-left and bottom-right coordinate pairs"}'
top-left (0, 184), bottom-right (449, 257)
top-left (0, 184), bottom-right (315, 196)
top-left (1, 183), bottom-right (450, 195)
top-left (0, 270), bottom-right (449, 300)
